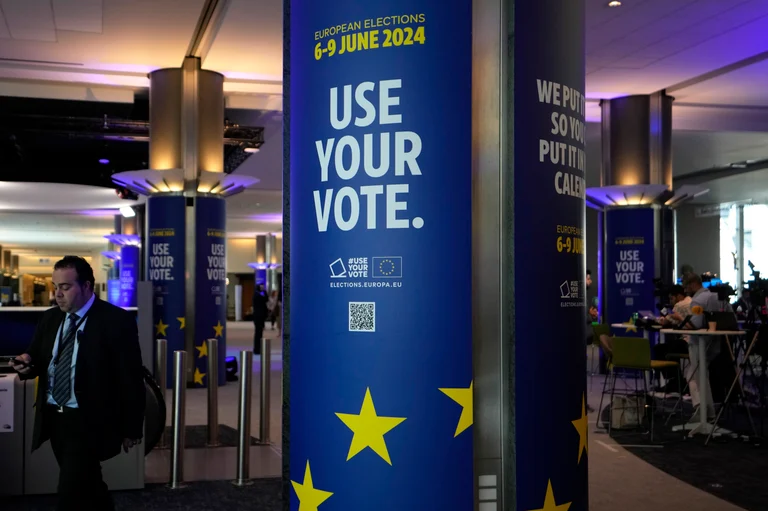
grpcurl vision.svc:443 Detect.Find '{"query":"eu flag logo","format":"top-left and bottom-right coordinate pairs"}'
top-left (371, 257), bottom-right (402, 278)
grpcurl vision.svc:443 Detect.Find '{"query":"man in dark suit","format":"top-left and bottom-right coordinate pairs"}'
top-left (9, 256), bottom-right (145, 510)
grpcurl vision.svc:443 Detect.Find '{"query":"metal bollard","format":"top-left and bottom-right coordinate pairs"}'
top-left (169, 350), bottom-right (187, 489)
top-left (206, 338), bottom-right (219, 447)
top-left (233, 350), bottom-right (253, 487)
top-left (259, 337), bottom-right (271, 444)
top-left (155, 339), bottom-right (168, 449)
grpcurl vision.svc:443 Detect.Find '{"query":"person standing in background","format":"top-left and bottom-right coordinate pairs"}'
top-left (9, 256), bottom-right (145, 511)
top-left (252, 283), bottom-right (269, 354)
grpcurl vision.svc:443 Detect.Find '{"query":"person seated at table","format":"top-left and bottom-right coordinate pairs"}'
top-left (683, 274), bottom-right (735, 419)
top-left (651, 285), bottom-right (692, 397)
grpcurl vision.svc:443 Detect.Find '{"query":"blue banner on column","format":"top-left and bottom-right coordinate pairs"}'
top-left (514, 0), bottom-right (588, 509)
top-left (118, 245), bottom-right (139, 308)
top-left (147, 195), bottom-right (186, 388)
top-left (195, 196), bottom-right (227, 387)
top-left (107, 279), bottom-right (120, 305)
top-left (606, 207), bottom-right (656, 328)
top-left (290, 2), bottom-right (472, 510)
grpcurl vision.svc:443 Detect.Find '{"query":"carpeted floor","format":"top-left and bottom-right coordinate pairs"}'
top-left (606, 395), bottom-right (768, 511)
top-left (153, 424), bottom-right (262, 450)
top-left (5, 478), bottom-right (283, 511)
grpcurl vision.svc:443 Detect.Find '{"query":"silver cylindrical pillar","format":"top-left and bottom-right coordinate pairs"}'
top-left (207, 338), bottom-right (219, 447)
top-left (169, 350), bottom-right (188, 489)
top-left (155, 339), bottom-right (168, 449)
top-left (233, 350), bottom-right (253, 486)
top-left (259, 337), bottom-right (271, 444)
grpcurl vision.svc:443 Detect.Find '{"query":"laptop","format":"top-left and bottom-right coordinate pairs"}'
top-left (638, 310), bottom-right (656, 319)
top-left (710, 311), bottom-right (739, 332)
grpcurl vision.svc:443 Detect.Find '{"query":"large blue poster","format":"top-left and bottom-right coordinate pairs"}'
top-left (147, 195), bottom-right (186, 388)
top-left (606, 207), bottom-right (656, 327)
top-left (514, 0), bottom-right (588, 509)
top-left (290, 2), bottom-right (472, 510)
top-left (118, 245), bottom-right (139, 308)
top-left (195, 196), bottom-right (227, 387)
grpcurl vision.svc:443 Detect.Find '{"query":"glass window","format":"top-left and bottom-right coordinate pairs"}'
top-left (719, 206), bottom-right (738, 287)
top-left (743, 204), bottom-right (768, 283)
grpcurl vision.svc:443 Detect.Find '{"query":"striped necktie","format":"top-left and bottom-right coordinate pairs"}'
top-left (52, 314), bottom-right (80, 406)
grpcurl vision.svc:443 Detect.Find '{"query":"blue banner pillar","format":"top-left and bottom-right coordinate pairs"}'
top-left (287, 0), bottom-right (587, 509)
top-left (605, 207), bottom-right (657, 331)
top-left (288, 2), bottom-right (474, 509)
top-left (194, 196), bottom-right (228, 387)
top-left (146, 195), bottom-right (186, 389)
top-left (118, 245), bottom-right (139, 308)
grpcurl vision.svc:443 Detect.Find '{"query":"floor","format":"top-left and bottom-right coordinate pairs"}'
top-left (11, 324), bottom-right (756, 510)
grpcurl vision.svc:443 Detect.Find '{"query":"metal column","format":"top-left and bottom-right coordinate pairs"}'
top-left (472, 0), bottom-right (511, 508)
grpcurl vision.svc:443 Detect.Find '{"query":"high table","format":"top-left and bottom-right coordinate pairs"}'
top-left (661, 329), bottom-right (745, 438)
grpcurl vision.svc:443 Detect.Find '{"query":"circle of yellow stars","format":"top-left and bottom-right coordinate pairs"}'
top-left (377, 258), bottom-right (395, 276)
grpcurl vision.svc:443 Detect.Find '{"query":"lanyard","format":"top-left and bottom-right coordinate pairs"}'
top-left (54, 310), bottom-right (90, 365)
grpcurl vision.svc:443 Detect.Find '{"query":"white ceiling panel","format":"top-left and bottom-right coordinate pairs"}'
top-left (1, 0), bottom-right (56, 42)
top-left (52, 0), bottom-right (103, 34)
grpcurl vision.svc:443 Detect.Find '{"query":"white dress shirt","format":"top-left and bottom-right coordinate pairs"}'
top-left (46, 294), bottom-right (96, 408)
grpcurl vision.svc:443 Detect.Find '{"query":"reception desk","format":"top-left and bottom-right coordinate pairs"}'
top-left (0, 373), bottom-right (145, 496)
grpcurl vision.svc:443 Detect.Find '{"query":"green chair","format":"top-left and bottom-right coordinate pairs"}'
top-left (602, 336), bottom-right (680, 442)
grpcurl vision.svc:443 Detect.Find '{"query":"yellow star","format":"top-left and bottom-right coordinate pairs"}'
top-left (439, 381), bottom-right (474, 437)
top-left (177, 317), bottom-right (186, 329)
top-left (625, 317), bottom-right (637, 333)
top-left (196, 342), bottom-right (208, 358)
top-left (335, 388), bottom-right (406, 465)
top-left (571, 393), bottom-right (588, 464)
top-left (213, 320), bottom-right (224, 338)
top-left (529, 480), bottom-right (571, 511)
top-left (193, 368), bottom-right (205, 385)
top-left (291, 460), bottom-right (332, 511)
top-left (155, 319), bottom-right (168, 337)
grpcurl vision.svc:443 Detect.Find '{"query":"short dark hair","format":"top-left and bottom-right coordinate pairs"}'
top-left (54, 256), bottom-right (95, 290)
top-left (683, 273), bottom-right (703, 287)
top-left (586, 269), bottom-right (592, 276)
top-left (669, 285), bottom-right (685, 297)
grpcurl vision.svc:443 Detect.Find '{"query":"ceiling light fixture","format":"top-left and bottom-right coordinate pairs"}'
top-left (244, 147), bottom-right (260, 154)
top-left (120, 206), bottom-right (136, 218)
top-left (99, 158), bottom-right (110, 164)
top-left (608, 1), bottom-right (621, 6)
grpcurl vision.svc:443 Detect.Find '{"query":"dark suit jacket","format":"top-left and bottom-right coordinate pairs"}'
top-left (21, 297), bottom-right (146, 461)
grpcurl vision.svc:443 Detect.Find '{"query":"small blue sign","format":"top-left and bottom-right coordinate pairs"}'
top-left (118, 245), bottom-right (139, 308)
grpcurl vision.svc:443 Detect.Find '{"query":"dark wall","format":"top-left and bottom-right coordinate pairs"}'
top-left (676, 205), bottom-right (721, 277)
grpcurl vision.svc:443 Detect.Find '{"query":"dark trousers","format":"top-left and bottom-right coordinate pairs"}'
top-left (47, 406), bottom-right (114, 511)
top-left (253, 319), bottom-right (265, 354)
top-left (652, 337), bottom-right (689, 391)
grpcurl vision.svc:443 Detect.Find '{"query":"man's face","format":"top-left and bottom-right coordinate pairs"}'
top-left (53, 267), bottom-right (90, 313)
top-left (669, 294), bottom-right (679, 305)
top-left (586, 274), bottom-right (593, 288)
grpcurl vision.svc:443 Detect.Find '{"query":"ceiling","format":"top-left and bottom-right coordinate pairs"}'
top-left (0, 0), bottom-right (767, 251)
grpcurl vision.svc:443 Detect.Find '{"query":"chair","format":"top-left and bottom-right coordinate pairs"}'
top-left (602, 336), bottom-right (680, 442)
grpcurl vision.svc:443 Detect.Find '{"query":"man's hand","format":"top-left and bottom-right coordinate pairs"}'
top-left (588, 306), bottom-right (598, 321)
top-left (9, 354), bottom-right (33, 375)
top-left (122, 438), bottom-right (142, 453)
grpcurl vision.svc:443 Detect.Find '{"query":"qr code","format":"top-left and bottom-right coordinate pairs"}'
top-left (349, 302), bottom-right (375, 332)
